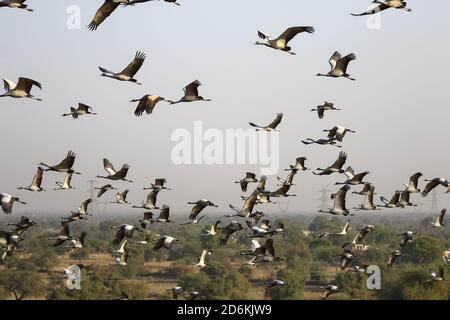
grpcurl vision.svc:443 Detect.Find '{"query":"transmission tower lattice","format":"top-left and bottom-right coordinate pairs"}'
top-left (87, 179), bottom-right (109, 225)
top-left (318, 185), bottom-right (332, 211)
top-left (430, 189), bottom-right (439, 213)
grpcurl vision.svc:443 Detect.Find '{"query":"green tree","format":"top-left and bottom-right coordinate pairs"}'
top-left (0, 270), bottom-right (47, 300)
top-left (178, 260), bottom-right (252, 299)
top-left (266, 269), bottom-right (305, 300)
top-left (69, 248), bottom-right (90, 260)
top-left (309, 216), bottom-right (342, 232)
top-left (0, 285), bottom-right (9, 300)
top-left (335, 271), bottom-right (373, 299)
top-left (117, 246), bottom-right (145, 277)
top-left (74, 274), bottom-right (112, 300)
top-left (310, 245), bottom-right (338, 264)
top-left (310, 262), bottom-right (327, 283)
top-left (113, 280), bottom-right (148, 300)
top-left (381, 268), bottom-right (427, 300)
top-left (29, 247), bottom-right (59, 271)
top-left (402, 236), bottom-right (444, 264)
top-left (178, 272), bottom-right (210, 298)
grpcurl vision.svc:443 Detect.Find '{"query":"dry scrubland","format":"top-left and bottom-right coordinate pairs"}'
top-left (0, 213), bottom-right (449, 300)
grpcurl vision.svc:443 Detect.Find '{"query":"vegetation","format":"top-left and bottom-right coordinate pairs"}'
top-left (0, 213), bottom-right (449, 300)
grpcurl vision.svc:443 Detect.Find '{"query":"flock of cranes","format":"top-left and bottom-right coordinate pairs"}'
top-left (1, 48), bottom-right (211, 117)
top-left (0, 0), bottom-right (447, 300)
top-left (0, 0), bottom-right (410, 28)
top-left (3, 149), bottom-right (446, 297)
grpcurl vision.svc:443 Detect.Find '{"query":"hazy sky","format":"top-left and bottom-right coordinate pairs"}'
top-left (0, 0), bottom-right (449, 217)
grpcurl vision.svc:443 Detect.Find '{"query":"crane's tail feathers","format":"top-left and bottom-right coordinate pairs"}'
top-left (99, 67), bottom-right (113, 73)
top-left (228, 204), bottom-right (240, 213)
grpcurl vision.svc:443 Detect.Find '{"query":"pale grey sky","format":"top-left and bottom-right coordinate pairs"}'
top-left (0, 0), bottom-right (449, 217)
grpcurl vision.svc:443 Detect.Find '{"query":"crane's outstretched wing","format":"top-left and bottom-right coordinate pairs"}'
top-left (3, 78), bottom-right (17, 91)
top-left (336, 53), bottom-right (356, 73)
top-left (267, 113), bottom-right (283, 129)
top-left (120, 51), bottom-right (146, 77)
top-left (276, 26), bottom-right (315, 43)
top-left (184, 80), bottom-right (201, 97)
top-left (88, 1), bottom-right (121, 31)
top-left (16, 77), bottom-right (42, 92)
top-left (351, 3), bottom-right (390, 16)
top-left (52, 151), bottom-right (76, 171)
top-left (103, 158), bottom-right (117, 175)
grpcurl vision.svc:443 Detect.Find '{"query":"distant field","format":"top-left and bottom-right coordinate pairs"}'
top-left (49, 254), bottom-right (341, 300)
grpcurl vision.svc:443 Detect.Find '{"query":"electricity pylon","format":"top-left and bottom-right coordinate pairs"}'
top-left (318, 185), bottom-right (332, 211)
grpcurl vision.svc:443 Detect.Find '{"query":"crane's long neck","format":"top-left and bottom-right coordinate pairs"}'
top-left (168, 99), bottom-right (182, 105)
